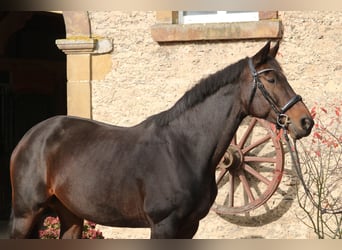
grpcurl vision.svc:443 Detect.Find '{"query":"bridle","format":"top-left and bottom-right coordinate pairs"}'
top-left (248, 58), bottom-right (342, 214)
top-left (247, 58), bottom-right (302, 129)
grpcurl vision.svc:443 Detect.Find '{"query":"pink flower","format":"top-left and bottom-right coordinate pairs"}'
top-left (39, 216), bottom-right (104, 239)
top-left (314, 150), bottom-right (321, 157)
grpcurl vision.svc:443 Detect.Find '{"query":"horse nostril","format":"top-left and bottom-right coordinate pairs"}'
top-left (301, 117), bottom-right (314, 131)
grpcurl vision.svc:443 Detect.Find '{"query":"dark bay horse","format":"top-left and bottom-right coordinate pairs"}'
top-left (9, 41), bottom-right (313, 239)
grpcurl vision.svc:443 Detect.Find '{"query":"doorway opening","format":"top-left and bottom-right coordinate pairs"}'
top-left (0, 11), bottom-right (67, 220)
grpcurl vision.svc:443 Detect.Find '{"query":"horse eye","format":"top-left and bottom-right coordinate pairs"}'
top-left (267, 78), bottom-right (276, 84)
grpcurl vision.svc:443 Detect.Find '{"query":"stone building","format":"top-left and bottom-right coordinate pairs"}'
top-left (0, 11), bottom-right (341, 238)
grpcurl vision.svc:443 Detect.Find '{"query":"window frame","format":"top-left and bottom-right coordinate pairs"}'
top-left (151, 11), bottom-right (283, 43)
top-left (179, 11), bottom-right (259, 24)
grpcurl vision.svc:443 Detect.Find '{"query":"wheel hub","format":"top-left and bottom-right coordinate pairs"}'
top-left (222, 144), bottom-right (244, 170)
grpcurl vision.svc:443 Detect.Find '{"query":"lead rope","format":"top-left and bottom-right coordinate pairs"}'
top-left (282, 129), bottom-right (342, 215)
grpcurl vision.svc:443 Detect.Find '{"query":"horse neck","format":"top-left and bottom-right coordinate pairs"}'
top-left (169, 82), bottom-right (245, 171)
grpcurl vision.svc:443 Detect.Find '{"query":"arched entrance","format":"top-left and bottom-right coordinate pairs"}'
top-left (57, 11), bottom-right (112, 119)
top-left (0, 11), bottom-right (67, 219)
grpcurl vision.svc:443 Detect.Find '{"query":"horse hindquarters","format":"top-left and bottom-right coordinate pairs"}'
top-left (9, 127), bottom-right (52, 238)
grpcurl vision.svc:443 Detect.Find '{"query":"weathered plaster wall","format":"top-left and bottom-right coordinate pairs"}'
top-left (89, 11), bottom-right (341, 125)
top-left (89, 11), bottom-right (272, 125)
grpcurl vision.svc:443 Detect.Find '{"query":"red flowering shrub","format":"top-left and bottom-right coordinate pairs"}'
top-left (310, 103), bottom-right (342, 153)
top-left (39, 216), bottom-right (60, 239)
top-left (296, 99), bottom-right (342, 238)
top-left (39, 216), bottom-right (104, 239)
top-left (82, 220), bottom-right (104, 239)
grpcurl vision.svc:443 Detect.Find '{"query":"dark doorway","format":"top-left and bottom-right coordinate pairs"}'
top-left (0, 11), bottom-right (66, 219)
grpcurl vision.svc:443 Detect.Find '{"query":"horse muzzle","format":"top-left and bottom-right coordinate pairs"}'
top-left (287, 115), bottom-right (314, 139)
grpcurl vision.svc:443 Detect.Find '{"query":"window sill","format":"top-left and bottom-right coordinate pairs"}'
top-left (151, 20), bottom-right (283, 43)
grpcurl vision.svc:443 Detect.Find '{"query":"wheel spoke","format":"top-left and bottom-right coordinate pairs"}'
top-left (238, 170), bottom-right (255, 202)
top-left (244, 156), bottom-right (277, 163)
top-left (238, 118), bottom-right (257, 148)
top-left (228, 171), bottom-right (235, 207)
top-left (243, 163), bottom-right (271, 185)
top-left (231, 134), bottom-right (237, 145)
top-left (216, 167), bottom-right (227, 184)
top-left (242, 134), bottom-right (272, 154)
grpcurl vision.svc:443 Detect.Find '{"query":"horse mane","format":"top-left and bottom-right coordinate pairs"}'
top-left (144, 57), bottom-right (248, 127)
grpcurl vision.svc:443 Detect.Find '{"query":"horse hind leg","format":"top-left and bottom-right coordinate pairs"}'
top-left (10, 198), bottom-right (83, 239)
top-left (9, 207), bottom-right (47, 239)
top-left (10, 168), bottom-right (55, 238)
top-left (50, 198), bottom-right (83, 239)
top-left (10, 179), bottom-right (51, 238)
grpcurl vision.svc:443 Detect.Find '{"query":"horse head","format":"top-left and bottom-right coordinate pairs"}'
top-left (242, 41), bottom-right (314, 139)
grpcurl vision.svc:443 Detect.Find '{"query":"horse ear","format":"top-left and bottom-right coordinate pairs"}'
top-left (252, 41), bottom-right (271, 65)
top-left (269, 40), bottom-right (280, 58)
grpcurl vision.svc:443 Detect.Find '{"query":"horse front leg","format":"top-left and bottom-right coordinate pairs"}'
top-left (149, 215), bottom-right (199, 239)
top-left (150, 219), bottom-right (179, 239)
top-left (175, 220), bottom-right (199, 239)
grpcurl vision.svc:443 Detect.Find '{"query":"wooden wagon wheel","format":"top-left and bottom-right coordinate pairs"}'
top-left (212, 117), bottom-right (284, 215)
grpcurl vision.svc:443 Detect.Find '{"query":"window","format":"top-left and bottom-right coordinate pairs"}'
top-left (179, 11), bottom-right (259, 24)
top-left (151, 11), bottom-right (283, 43)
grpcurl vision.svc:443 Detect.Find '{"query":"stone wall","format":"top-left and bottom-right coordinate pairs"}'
top-left (88, 11), bottom-right (342, 238)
